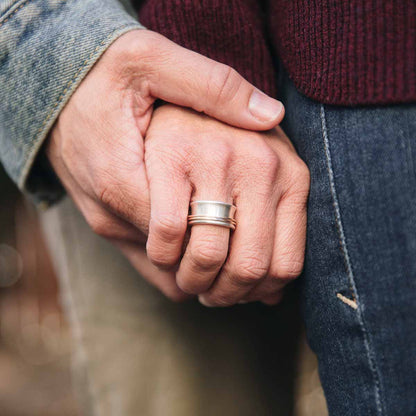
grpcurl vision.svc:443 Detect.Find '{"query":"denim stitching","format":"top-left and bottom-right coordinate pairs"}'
top-left (320, 104), bottom-right (384, 416)
top-left (0, 0), bottom-right (31, 25)
top-left (336, 292), bottom-right (358, 310)
top-left (404, 112), bottom-right (416, 185)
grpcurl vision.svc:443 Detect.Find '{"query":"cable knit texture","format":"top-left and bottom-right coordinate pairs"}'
top-left (137, 0), bottom-right (416, 106)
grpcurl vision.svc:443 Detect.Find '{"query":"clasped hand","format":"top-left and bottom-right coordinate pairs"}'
top-left (47, 30), bottom-right (310, 306)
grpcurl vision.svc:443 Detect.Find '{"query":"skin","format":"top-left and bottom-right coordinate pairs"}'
top-left (46, 29), bottom-right (310, 305)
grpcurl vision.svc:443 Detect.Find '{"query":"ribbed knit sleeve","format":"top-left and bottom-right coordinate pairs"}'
top-left (137, 0), bottom-right (277, 97)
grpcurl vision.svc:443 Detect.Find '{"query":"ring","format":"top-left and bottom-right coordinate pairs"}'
top-left (188, 200), bottom-right (237, 230)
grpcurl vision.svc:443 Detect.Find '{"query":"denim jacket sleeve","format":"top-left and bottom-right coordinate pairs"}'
top-left (0, 0), bottom-right (144, 204)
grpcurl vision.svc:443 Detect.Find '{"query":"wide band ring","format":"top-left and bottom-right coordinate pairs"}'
top-left (188, 200), bottom-right (237, 230)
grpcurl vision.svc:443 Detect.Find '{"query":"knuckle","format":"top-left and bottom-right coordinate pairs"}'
top-left (146, 244), bottom-right (181, 270)
top-left (200, 140), bottom-right (233, 169)
top-left (261, 149), bottom-right (280, 178)
top-left (150, 215), bottom-right (186, 242)
top-left (146, 216), bottom-right (185, 268)
top-left (208, 64), bottom-right (242, 106)
top-left (190, 241), bottom-right (227, 271)
top-left (146, 247), bottom-right (178, 269)
top-left (244, 141), bottom-right (280, 178)
top-left (283, 160), bottom-right (310, 207)
top-left (95, 177), bottom-right (117, 207)
top-left (232, 257), bottom-right (268, 285)
top-left (291, 158), bottom-right (311, 188)
top-left (272, 257), bottom-right (304, 280)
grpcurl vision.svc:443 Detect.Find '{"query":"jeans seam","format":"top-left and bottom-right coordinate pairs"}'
top-left (320, 104), bottom-right (384, 416)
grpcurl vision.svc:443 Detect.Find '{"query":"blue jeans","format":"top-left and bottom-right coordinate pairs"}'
top-left (280, 73), bottom-right (416, 415)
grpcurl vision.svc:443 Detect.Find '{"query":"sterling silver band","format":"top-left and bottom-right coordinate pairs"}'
top-left (188, 200), bottom-right (237, 230)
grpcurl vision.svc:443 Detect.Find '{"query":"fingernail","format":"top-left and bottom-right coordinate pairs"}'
top-left (248, 90), bottom-right (284, 122)
top-left (198, 295), bottom-right (214, 307)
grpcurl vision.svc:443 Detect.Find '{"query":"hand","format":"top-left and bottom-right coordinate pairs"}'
top-left (46, 30), bottom-right (284, 300)
top-left (143, 104), bottom-right (310, 306)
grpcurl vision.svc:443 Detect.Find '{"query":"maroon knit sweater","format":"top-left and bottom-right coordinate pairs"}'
top-left (136, 0), bottom-right (415, 106)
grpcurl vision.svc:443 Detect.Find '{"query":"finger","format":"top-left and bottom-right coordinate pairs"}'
top-left (115, 240), bottom-right (192, 302)
top-left (269, 190), bottom-right (308, 280)
top-left (85, 105), bottom-right (151, 235)
top-left (242, 131), bottom-right (310, 304)
top-left (246, 188), bottom-right (308, 303)
top-left (96, 165), bottom-right (151, 237)
top-left (198, 190), bottom-right (277, 307)
top-left (60, 161), bottom-right (149, 242)
top-left (47, 145), bottom-right (146, 244)
top-left (80, 199), bottom-right (147, 244)
top-left (140, 31), bottom-right (285, 130)
top-left (175, 182), bottom-right (232, 294)
top-left (145, 151), bottom-right (192, 270)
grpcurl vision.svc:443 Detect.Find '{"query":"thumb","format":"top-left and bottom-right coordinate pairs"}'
top-left (140, 31), bottom-right (284, 130)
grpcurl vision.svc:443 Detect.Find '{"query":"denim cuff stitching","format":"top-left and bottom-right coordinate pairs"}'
top-left (0, 0), bottom-right (31, 23)
top-left (18, 24), bottom-right (142, 190)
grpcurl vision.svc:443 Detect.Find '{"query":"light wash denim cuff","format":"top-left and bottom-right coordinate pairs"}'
top-left (0, 0), bottom-right (143, 204)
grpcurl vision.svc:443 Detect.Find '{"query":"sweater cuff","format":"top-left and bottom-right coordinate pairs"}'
top-left (0, 0), bottom-right (144, 204)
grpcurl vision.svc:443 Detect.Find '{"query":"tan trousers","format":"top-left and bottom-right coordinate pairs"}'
top-left (40, 197), bottom-right (326, 416)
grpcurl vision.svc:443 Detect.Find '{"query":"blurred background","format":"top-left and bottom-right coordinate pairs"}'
top-left (0, 164), bottom-right (79, 416)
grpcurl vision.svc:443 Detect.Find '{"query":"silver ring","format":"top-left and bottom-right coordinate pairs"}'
top-left (188, 200), bottom-right (237, 230)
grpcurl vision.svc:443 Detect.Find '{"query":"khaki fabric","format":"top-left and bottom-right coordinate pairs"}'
top-left (40, 197), bottom-right (327, 416)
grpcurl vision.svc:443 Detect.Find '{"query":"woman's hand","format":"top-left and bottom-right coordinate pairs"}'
top-left (142, 104), bottom-right (310, 306)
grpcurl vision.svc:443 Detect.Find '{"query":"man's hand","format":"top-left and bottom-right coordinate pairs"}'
top-left (46, 29), bottom-right (298, 303)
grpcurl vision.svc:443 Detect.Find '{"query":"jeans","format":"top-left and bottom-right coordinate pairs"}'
top-left (279, 72), bottom-right (416, 415)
